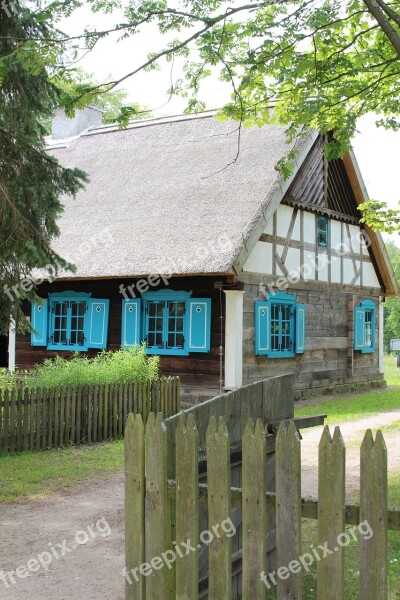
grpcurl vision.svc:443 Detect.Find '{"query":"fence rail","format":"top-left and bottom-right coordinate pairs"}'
top-left (125, 413), bottom-right (400, 600)
top-left (0, 377), bottom-right (180, 454)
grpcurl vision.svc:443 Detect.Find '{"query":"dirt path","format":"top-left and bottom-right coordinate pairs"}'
top-left (0, 409), bottom-right (399, 599)
top-left (0, 473), bottom-right (125, 600)
top-left (301, 408), bottom-right (400, 499)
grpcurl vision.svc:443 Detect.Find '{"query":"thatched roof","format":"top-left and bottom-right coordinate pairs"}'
top-left (48, 112), bottom-right (297, 278)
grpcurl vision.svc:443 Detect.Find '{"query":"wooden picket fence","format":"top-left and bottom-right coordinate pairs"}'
top-left (0, 377), bottom-right (180, 454)
top-left (125, 413), bottom-right (400, 600)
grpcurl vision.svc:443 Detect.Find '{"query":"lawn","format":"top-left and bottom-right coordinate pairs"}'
top-left (0, 355), bottom-right (399, 597)
top-left (295, 355), bottom-right (400, 425)
top-left (298, 471), bottom-right (400, 600)
top-left (384, 354), bottom-right (400, 386)
top-left (0, 440), bottom-right (124, 503)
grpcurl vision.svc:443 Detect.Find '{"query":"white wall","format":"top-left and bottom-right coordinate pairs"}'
top-left (242, 204), bottom-right (381, 289)
top-left (224, 291), bottom-right (244, 389)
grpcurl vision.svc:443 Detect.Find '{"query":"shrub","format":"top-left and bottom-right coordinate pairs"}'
top-left (0, 368), bottom-right (19, 391)
top-left (29, 345), bottom-right (160, 388)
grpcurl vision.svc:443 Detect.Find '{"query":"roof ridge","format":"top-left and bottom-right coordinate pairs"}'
top-left (81, 109), bottom-right (219, 137)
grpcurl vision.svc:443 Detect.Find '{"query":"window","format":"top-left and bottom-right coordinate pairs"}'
top-left (50, 299), bottom-right (86, 349)
top-left (31, 292), bottom-right (110, 350)
top-left (121, 290), bottom-right (212, 355)
top-left (354, 300), bottom-right (375, 353)
top-left (255, 292), bottom-right (306, 357)
top-left (317, 215), bottom-right (329, 247)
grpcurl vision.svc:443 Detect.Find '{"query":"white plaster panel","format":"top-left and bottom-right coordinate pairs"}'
top-left (292, 210), bottom-right (301, 241)
top-left (243, 241), bottom-right (272, 274)
top-left (331, 255), bottom-right (341, 283)
top-left (303, 211), bottom-right (316, 244)
top-left (348, 224), bottom-right (363, 255)
top-left (304, 250), bottom-right (316, 280)
top-left (330, 220), bottom-right (341, 251)
top-left (361, 234), bottom-right (370, 256)
top-left (363, 261), bottom-right (380, 287)
top-left (343, 258), bottom-right (356, 284)
top-left (285, 247), bottom-right (300, 274)
top-left (318, 251), bottom-right (329, 282)
top-left (263, 217), bottom-right (273, 236)
top-left (277, 205), bottom-right (294, 238)
top-left (276, 244), bottom-right (284, 275)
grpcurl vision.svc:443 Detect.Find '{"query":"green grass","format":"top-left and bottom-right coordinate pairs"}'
top-left (384, 354), bottom-right (400, 386)
top-left (295, 387), bottom-right (400, 425)
top-left (298, 472), bottom-right (400, 600)
top-left (295, 355), bottom-right (400, 424)
top-left (0, 440), bottom-right (124, 503)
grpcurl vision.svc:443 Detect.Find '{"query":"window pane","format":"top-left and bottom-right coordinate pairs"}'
top-left (270, 302), bottom-right (293, 353)
top-left (147, 302), bottom-right (164, 348)
top-left (317, 216), bottom-right (328, 247)
top-left (167, 301), bottom-right (185, 349)
top-left (69, 301), bottom-right (86, 347)
top-left (52, 301), bottom-right (68, 346)
top-left (365, 310), bottom-right (372, 347)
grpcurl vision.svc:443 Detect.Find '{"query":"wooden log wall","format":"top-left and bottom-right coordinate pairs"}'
top-left (241, 276), bottom-right (384, 396)
top-left (15, 276), bottom-right (227, 404)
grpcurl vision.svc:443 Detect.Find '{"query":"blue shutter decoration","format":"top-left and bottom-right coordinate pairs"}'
top-left (354, 306), bottom-right (365, 350)
top-left (87, 298), bottom-right (110, 349)
top-left (254, 300), bottom-right (271, 355)
top-left (31, 300), bottom-right (48, 346)
top-left (295, 304), bottom-right (306, 354)
top-left (121, 299), bottom-right (142, 348)
top-left (187, 298), bottom-right (211, 353)
top-left (367, 303), bottom-right (376, 353)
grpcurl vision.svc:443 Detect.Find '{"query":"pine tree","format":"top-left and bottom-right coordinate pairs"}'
top-left (0, 2), bottom-right (87, 334)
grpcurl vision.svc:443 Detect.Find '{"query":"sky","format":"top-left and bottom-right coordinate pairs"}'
top-left (60, 4), bottom-right (400, 241)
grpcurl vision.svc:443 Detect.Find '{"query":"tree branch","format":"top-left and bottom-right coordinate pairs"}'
top-left (363, 0), bottom-right (400, 58)
top-left (375, 0), bottom-right (400, 28)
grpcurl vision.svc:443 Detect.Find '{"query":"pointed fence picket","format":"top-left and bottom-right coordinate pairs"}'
top-left (125, 413), bottom-right (400, 600)
top-left (0, 377), bottom-right (180, 454)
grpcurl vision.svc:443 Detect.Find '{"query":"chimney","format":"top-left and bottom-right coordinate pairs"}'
top-left (52, 105), bottom-right (103, 140)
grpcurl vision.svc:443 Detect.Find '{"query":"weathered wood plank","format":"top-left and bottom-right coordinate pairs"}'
top-left (360, 429), bottom-right (388, 600)
top-left (103, 384), bottom-right (108, 441)
top-left (92, 385), bottom-right (98, 443)
top-left (59, 387), bottom-right (65, 447)
top-left (206, 416), bottom-right (232, 600)
top-left (145, 413), bottom-right (169, 600)
top-left (125, 413), bottom-right (145, 600)
top-left (47, 388), bottom-right (54, 449)
top-left (317, 426), bottom-right (345, 600)
top-left (242, 418), bottom-right (266, 600)
top-left (276, 421), bottom-right (302, 600)
top-left (175, 414), bottom-right (199, 600)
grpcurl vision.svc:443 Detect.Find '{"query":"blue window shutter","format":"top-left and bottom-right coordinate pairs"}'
top-left (31, 300), bottom-right (48, 346)
top-left (295, 304), bottom-right (306, 354)
top-left (187, 298), bottom-right (211, 353)
top-left (87, 299), bottom-right (110, 349)
top-left (370, 308), bottom-right (376, 353)
top-left (255, 301), bottom-right (270, 355)
top-left (354, 307), bottom-right (365, 350)
top-left (121, 299), bottom-right (141, 348)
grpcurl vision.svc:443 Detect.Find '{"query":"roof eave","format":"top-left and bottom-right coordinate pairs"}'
top-left (232, 129), bottom-right (319, 275)
top-left (343, 150), bottom-right (399, 297)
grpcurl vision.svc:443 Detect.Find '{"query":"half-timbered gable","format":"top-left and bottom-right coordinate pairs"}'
top-left (9, 110), bottom-right (398, 403)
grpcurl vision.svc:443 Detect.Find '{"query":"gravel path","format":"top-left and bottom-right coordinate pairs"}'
top-left (0, 409), bottom-right (399, 599)
top-left (301, 408), bottom-right (400, 498)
